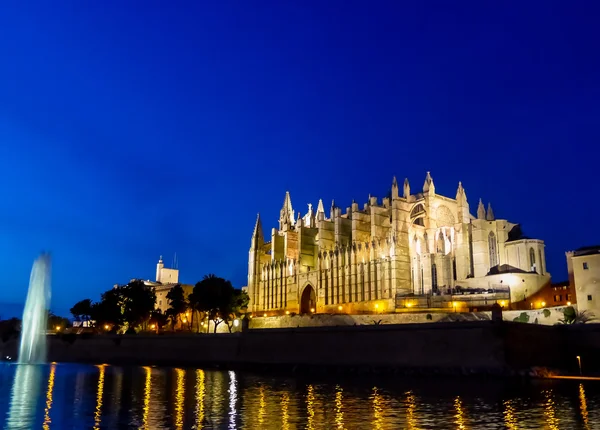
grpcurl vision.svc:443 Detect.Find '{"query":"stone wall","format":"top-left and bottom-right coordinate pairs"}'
top-left (501, 306), bottom-right (570, 326)
top-left (249, 306), bottom-right (574, 329)
top-left (2, 321), bottom-right (600, 374)
top-left (250, 312), bottom-right (452, 329)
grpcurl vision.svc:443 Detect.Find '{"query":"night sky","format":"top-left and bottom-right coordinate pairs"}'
top-left (1, 2), bottom-right (598, 317)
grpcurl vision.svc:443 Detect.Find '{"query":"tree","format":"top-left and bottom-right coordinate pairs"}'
top-left (149, 309), bottom-right (168, 331)
top-left (48, 311), bottom-right (70, 331)
top-left (0, 318), bottom-right (21, 342)
top-left (193, 274), bottom-right (235, 333)
top-left (91, 288), bottom-right (125, 331)
top-left (121, 280), bottom-right (156, 331)
top-left (187, 289), bottom-right (203, 332)
top-left (222, 289), bottom-right (250, 332)
top-left (166, 284), bottom-right (187, 330)
top-left (70, 299), bottom-right (93, 325)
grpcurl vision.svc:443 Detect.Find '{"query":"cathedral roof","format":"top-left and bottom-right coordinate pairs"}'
top-left (485, 264), bottom-right (530, 276)
top-left (506, 224), bottom-right (531, 242)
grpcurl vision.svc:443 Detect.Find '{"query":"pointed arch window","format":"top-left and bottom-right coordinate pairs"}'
top-left (437, 232), bottom-right (445, 254)
top-left (529, 247), bottom-right (536, 272)
top-left (539, 249), bottom-right (544, 275)
top-left (488, 232), bottom-right (498, 268)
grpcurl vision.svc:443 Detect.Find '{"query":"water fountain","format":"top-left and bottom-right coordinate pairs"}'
top-left (18, 253), bottom-right (52, 364)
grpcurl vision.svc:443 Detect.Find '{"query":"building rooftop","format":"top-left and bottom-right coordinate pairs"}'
top-left (572, 245), bottom-right (600, 257)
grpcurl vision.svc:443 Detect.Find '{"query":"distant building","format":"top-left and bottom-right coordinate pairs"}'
top-left (248, 173), bottom-right (550, 315)
top-left (567, 246), bottom-right (600, 315)
top-left (521, 280), bottom-right (574, 310)
top-left (131, 256), bottom-right (193, 314)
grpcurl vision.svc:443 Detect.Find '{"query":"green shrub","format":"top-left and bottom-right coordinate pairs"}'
top-left (426, 314), bottom-right (433, 321)
top-left (513, 312), bottom-right (530, 323)
top-left (543, 309), bottom-right (551, 318)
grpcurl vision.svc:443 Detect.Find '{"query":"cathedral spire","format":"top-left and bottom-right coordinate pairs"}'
top-left (279, 191), bottom-right (295, 230)
top-left (403, 178), bottom-right (410, 199)
top-left (486, 202), bottom-right (495, 221)
top-left (456, 181), bottom-right (467, 205)
top-left (316, 199), bottom-right (325, 216)
top-left (423, 171), bottom-right (435, 194)
top-left (251, 213), bottom-right (264, 247)
top-left (330, 199), bottom-right (336, 219)
top-left (477, 198), bottom-right (486, 220)
top-left (391, 176), bottom-right (399, 199)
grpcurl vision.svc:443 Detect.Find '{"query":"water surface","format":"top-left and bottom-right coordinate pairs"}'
top-left (0, 363), bottom-right (598, 429)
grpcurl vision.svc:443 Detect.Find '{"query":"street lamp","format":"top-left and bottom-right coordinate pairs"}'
top-left (577, 356), bottom-right (582, 376)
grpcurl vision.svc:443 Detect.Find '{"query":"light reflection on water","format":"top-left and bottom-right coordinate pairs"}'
top-left (1, 363), bottom-right (600, 429)
top-left (42, 363), bottom-right (55, 430)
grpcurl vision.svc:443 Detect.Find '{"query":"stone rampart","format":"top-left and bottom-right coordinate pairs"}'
top-left (1, 321), bottom-right (600, 374)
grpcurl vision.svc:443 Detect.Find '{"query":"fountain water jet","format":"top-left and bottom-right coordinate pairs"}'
top-left (18, 253), bottom-right (52, 364)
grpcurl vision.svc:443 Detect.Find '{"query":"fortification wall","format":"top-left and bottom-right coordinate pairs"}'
top-left (2, 321), bottom-right (600, 374)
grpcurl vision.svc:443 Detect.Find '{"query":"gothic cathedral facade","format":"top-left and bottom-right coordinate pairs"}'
top-left (247, 173), bottom-right (548, 314)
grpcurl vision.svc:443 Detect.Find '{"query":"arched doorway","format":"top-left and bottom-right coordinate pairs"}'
top-left (300, 285), bottom-right (316, 314)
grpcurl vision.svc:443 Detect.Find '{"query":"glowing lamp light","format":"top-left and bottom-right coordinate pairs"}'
top-left (310, 308), bottom-right (315, 313)
top-left (233, 319), bottom-right (239, 327)
top-left (263, 313), bottom-right (267, 317)
top-left (104, 325), bottom-right (109, 330)
top-left (375, 304), bottom-right (379, 309)
top-left (150, 324), bottom-right (156, 330)
top-left (567, 301), bottom-right (572, 306)
top-left (182, 318), bottom-right (187, 323)
top-left (285, 310), bottom-right (290, 315)
top-left (500, 301), bottom-right (506, 307)
top-left (55, 326), bottom-right (61, 331)
top-left (541, 301), bottom-right (546, 307)
top-left (406, 302), bottom-right (412, 308)
top-left (338, 305), bottom-right (343, 311)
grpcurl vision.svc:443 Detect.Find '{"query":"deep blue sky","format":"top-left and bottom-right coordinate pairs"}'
top-left (0, 1), bottom-right (598, 317)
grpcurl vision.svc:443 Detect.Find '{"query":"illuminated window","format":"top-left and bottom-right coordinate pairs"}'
top-left (566, 294), bottom-right (572, 301)
top-left (553, 295), bottom-right (562, 302)
top-left (488, 232), bottom-right (498, 268)
top-left (529, 248), bottom-right (536, 271)
top-left (583, 262), bottom-right (589, 270)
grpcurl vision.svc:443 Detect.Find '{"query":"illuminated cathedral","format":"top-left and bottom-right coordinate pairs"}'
top-left (247, 173), bottom-right (549, 314)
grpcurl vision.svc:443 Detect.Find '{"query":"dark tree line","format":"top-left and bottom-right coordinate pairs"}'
top-left (70, 275), bottom-right (248, 334)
